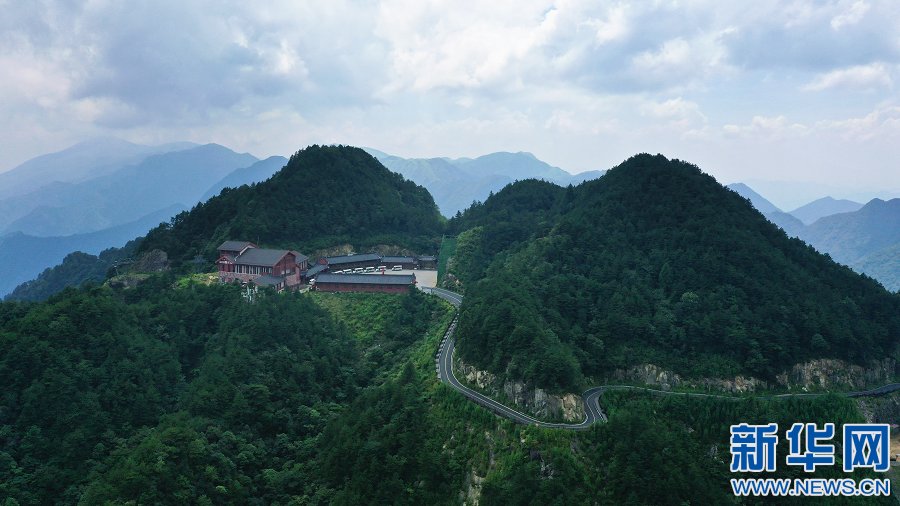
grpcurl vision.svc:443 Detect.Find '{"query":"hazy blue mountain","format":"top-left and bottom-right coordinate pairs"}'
top-left (743, 178), bottom-right (897, 211)
top-left (2, 144), bottom-right (257, 237)
top-left (851, 243), bottom-right (900, 292)
top-left (788, 196), bottom-right (863, 225)
top-left (0, 204), bottom-right (184, 297)
top-left (202, 156), bottom-right (288, 200)
top-left (364, 149), bottom-right (461, 187)
top-left (726, 183), bottom-right (806, 236)
top-left (0, 137), bottom-right (196, 201)
top-left (568, 169), bottom-right (608, 185)
top-left (726, 185), bottom-right (898, 291)
top-left (454, 151), bottom-right (572, 181)
top-left (726, 183), bottom-right (782, 214)
top-left (799, 198), bottom-right (900, 266)
top-left (367, 149), bottom-right (604, 216)
top-left (763, 210), bottom-right (805, 238)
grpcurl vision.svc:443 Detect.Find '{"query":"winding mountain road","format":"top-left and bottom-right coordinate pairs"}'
top-left (425, 287), bottom-right (900, 430)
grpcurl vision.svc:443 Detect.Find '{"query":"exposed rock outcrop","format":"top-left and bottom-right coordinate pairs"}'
top-left (130, 249), bottom-right (169, 272)
top-left (612, 364), bottom-right (764, 393)
top-left (456, 360), bottom-right (585, 422)
top-left (776, 358), bottom-right (895, 391)
top-left (613, 358), bottom-right (896, 393)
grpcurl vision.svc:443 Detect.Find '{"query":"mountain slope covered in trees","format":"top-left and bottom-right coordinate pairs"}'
top-left (2, 148), bottom-right (897, 504)
top-left (452, 154), bottom-right (900, 391)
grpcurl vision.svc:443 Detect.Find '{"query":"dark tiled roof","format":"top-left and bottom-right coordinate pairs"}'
top-left (417, 255), bottom-right (436, 261)
top-left (253, 274), bottom-right (285, 287)
top-left (218, 240), bottom-right (255, 252)
top-left (290, 250), bottom-right (309, 263)
top-left (325, 253), bottom-right (382, 265)
top-left (306, 264), bottom-right (329, 277)
top-left (235, 248), bottom-right (292, 266)
top-left (382, 256), bottom-right (415, 263)
top-left (317, 273), bottom-right (416, 285)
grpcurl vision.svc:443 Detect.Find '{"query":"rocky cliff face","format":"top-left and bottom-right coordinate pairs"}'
top-left (776, 358), bottom-right (895, 390)
top-left (613, 358), bottom-right (896, 393)
top-left (456, 359), bottom-right (584, 422)
top-left (612, 364), bottom-right (764, 393)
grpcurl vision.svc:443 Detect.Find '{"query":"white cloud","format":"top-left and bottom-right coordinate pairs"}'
top-left (639, 98), bottom-right (707, 133)
top-left (587, 4), bottom-right (629, 45)
top-left (1, 0), bottom-right (900, 191)
top-left (831, 1), bottom-right (870, 30)
top-left (803, 62), bottom-right (893, 91)
top-left (723, 115), bottom-right (808, 139)
top-left (816, 105), bottom-right (900, 140)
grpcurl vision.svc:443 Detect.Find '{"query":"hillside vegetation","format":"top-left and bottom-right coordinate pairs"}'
top-left (3, 278), bottom-right (889, 504)
top-left (2, 148), bottom-right (898, 504)
top-left (452, 154), bottom-right (900, 390)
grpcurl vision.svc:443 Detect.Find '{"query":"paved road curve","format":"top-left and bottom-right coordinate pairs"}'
top-left (425, 287), bottom-right (900, 430)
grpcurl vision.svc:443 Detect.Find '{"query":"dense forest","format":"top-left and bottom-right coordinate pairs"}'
top-left (0, 279), bottom-right (456, 503)
top-left (140, 145), bottom-right (445, 265)
top-left (2, 277), bottom-right (893, 504)
top-left (451, 154), bottom-right (900, 391)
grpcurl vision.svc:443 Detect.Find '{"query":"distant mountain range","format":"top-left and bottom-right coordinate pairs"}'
top-left (201, 156), bottom-right (288, 201)
top-left (0, 205), bottom-right (185, 297)
top-left (1, 143), bottom-right (257, 237)
top-left (3, 139), bottom-right (896, 299)
top-left (788, 197), bottom-right (864, 225)
top-left (0, 137), bottom-right (197, 201)
top-left (0, 140), bottom-right (275, 297)
top-left (728, 183), bottom-right (899, 291)
top-left (365, 148), bottom-right (606, 216)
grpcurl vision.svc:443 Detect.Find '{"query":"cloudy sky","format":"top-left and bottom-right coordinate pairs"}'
top-left (2, 0), bottom-right (899, 207)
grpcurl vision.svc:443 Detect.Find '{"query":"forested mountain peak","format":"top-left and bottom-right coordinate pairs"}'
top-left (140, 144), bottom-right (444, 264)
top-left (453, 153), bottom-right (900, 391)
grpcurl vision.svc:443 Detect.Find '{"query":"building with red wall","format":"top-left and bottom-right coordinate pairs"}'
top-left (216, 241), bottom-right (308, 290)
top-left (314, 272), bottom-right (416, 293)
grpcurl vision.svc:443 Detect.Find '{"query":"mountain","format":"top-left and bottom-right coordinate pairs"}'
top-left (0, 205), bottom-right (184, 298)
top-left (799, 198), bottom-right (900, 266)
top-left (202, 155), bottom-right (288, 200)
top-left (726, 185), bottom-right (898, 290)
top-left (451, 154), bottom-right (900, 391)
top-left (455, 151), bottom-right (572, 181)
top-left (742, 178), bottom-right (897, 211)
top-left (851, 242), bottom-right (900, 292)
top-left (762, 210), bottom-right (806, 237)
top-left (789, 196), bottom-right (863, 225)
top-left (568, 169), bottom-right (608, 185)
top-left (727, 183), bottom-right (807, 236)
top-left (726, 182), bottom-right (782, 214)
top-left (5, 240), bottom-right (140, 302)
top-left (139, 145), bottom-right (444, 264)
top-left (368, 149), bottom-right (605, 216)
top-left (2, 144), bottom-right (257, 237)
top-left (1, 148), bottom-right (892, 505)
top-left (363, 148), bottom-right (461, 187)
top-left (3, 145), bottom-right (443, 301)
top-left (0, 137), bottom-right (196, 201)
